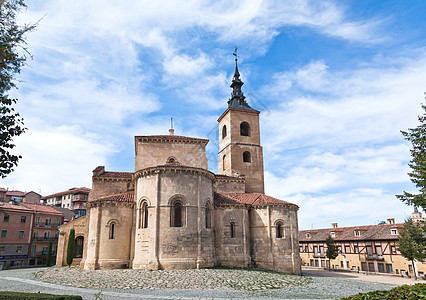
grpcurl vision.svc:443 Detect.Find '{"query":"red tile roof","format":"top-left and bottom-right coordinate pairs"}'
top-left (41, 187), bottom-right (91, 199)
top-left (6, 190), bottom-right (25, 197)
top-left (0, 202), bottom-right (33, 212)
top-left (95, 171), bottom-right (133, 179)
top-left (20, 203), bottom-right (64, 216)
top-left (299, 223), bottom-right (404, 242)
top-left (95, 191), bottom-right (134, 203)
top-left (215, 174), bottom-right (245, 180)
top-left (214, 192), bottom-right (297, 207)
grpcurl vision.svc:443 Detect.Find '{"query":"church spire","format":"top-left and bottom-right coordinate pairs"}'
top-left (227, 48), bottom-right (256, 111)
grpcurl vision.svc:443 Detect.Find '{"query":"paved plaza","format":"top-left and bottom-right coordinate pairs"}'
top-left (0, 266), bottom-right (418, 299)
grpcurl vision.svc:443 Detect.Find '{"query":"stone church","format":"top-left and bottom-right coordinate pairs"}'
top-left (56, 61), bottom-right (301, 274)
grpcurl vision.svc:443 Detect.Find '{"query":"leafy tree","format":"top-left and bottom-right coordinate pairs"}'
top-left (325, 235), bottom-right (338, 271)
top-left (397, 103), bottom-right (426, 210)
top-left (0, 0), bottom-right (36, 178)
top-left (46, 240), bottom-right (52, 266)
top-left (397, 219), bottom-right (426, 279)
top-left (66, 229), bottom-right (75, 267)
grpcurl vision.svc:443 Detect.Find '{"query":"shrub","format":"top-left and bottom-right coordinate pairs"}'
top-left (342, 283), bottom-right (426, 299)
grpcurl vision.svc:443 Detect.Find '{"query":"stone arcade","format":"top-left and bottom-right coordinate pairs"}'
top-left (56, 61), bottom-right (301, 274)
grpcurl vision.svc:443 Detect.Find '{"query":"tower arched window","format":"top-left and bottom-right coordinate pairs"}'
top-left (276, 221), bottom-right (284, 238)
top-left (222, 155), bottom-right (226, 171)
top-left (222, 125), bottom-right (227, 139)
top-left (243, 151), bottom-right (251, 162)
top-left (230, 222), bottom-right (236, 238)
top-left (171, 200), bottom-right (185, 227)
top-left (205, 201), bottom-right (212, 229)
top-left (240, 122), bottom-right (250, 136)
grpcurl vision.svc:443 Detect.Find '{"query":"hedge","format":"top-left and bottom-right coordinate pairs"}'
top-left (0, 291), bottom-right (82, 300)
top-left (342, 283), bottom-right (426, 299)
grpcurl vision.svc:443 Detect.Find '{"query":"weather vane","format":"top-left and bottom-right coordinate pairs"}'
top-left (233, 47), bottom-right (238, 61)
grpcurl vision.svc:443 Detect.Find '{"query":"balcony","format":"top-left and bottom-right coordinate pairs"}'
top-left (32, 237), bottom-right (59, 242)
top-left (34, 223), bottom-right (59, 229)
top-left (366, 254), bottom-right (384, 261)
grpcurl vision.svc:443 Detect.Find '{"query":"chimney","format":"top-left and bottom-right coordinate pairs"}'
top-left (92, 166), bottom-right (105, 176)
top-left (387, 218), bottom-right (395, 224)
top-left (332, 223), bottom-right (338, 229)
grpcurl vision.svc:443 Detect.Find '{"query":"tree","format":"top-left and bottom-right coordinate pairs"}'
top-left (0, 0), bottom-right (36, 178)
top-left (397, 219), bottom-right (426, 279)
top-left (66, 229), bottom-right (75, 267)
top-left (46, 240), bottom-right (52, 266)
top-left (397, 103), bottom-right (426, 210)
top-left (325, 235), bottom-right (338, 271)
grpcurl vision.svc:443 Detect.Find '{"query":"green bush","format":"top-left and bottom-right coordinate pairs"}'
top-left (0, 291), bottom-right (82, 299)
top-left (342, 283), bottom-right (426, 299)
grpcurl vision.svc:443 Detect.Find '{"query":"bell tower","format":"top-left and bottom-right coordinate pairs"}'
top-left (217, 55), bottom-right (264, 193)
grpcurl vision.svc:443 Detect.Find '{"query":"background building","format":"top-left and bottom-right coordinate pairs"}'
top-left (299, 210), bottom-right (426, 277)
top-left (42, 187), bottom-right (90, 218)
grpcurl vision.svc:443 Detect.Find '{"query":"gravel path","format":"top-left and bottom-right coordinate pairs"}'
top-left (0, 267), bottom-right (397, 299)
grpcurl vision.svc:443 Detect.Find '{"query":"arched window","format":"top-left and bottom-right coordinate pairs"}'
top-left (167, 156), bottom-right (176, 164)
top-left (222, 155), bottom-right (226, 171)
top-left (240, 122), bottom-right (250, 136)
top-left (74, 236), bottom-right (84, 258)
top-left (171, 200), bottom-right (185, 227)
top-left (222, 125), bottom-right (227, 139)
top-left (276, 221), bottom-right (284, 238)
top-left (205, 202), bottom-right (212, 229)
top-left (139, 201), bottom-right (148, 229)
top-left (243, 151), bottom-right (251, 162)
top-left (109, 223), bottom-right (116, 239)
top-left (230, 222), bottom-right (236, 238)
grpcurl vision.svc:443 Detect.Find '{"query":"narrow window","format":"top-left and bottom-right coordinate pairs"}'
top-left (171, 201), bottom-right (185, 227)
top-left (18, 231), bottom-right (24, 238)
top-left (222, 125), bottom-right (227, 139)
top-left (142, 202), bottom-right (148, 228)
top-left (205, 202), bottom-right (211, 229)
top-left (276, 222), bottom-right (283, 238)
top-left (230, 222), bottom-right (235, 238)
top-left (222, 155), bottom-right (226, 171)
top-left (74, 236), bottom-right (84, 258)
top-left (109, 223), bottom-right (116, 239)
top-left (240, 122), bottom-right (250, 136)
top-left (3, 214), bottom-right (9, 222)
top-left (243, 151), bottom-right (251, 162)
top-left (21, 216), bottom-right (26, 223)
top-left (1, 230), bottom-right (7, 238)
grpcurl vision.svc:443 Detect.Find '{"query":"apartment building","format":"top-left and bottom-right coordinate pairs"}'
top-left (42, 187), bottom-right (90, 218)
top-left (299, 216), bottom-right (426, 277)
top-left (0, 202), bottom-right (63, 269)
top-left (0, 203), bottom-right (33, 270)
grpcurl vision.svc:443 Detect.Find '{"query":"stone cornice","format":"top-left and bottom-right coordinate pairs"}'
top-left (135, 165), bottom-right (215, 181)
top-left (87, 200), bottom-right (135, 208)
top-left (217, 107), bottom-right (260, 122)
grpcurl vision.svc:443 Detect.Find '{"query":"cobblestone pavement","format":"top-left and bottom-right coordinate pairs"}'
top-left (0, 267), bottom-right (397, 299)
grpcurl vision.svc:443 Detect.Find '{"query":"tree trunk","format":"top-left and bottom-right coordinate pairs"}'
top-left (412, 260), bottom-right (417, 280)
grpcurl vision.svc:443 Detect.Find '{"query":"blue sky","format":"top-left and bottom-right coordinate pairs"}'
top-left (2, 0), bottom-right (426, 229)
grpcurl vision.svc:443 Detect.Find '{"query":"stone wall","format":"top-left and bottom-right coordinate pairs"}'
top-left (56, 216), bottom-right (88, 267)
top-left (133, 167), bottom-right (215, 270)
top-left (83, 201), bottom-right (134, 270)
top-left (89, 178), bottom-right (132, 202)
top-left (135, 138), bottom-right (208, 171)
top-left (214, 178), bottom-right (245, 193)
top-left (214, 206), bottom-right (250, 268)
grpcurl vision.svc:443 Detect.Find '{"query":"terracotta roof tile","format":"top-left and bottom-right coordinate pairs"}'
top-left (95, 191), bottom-right (134, 203)
top-left (6, 190), bottom-right (25, 197)
top-left (20, 203), bottom-right (64, 216)
top-left (0, 202), bottom-right (33, 212)
top-left (95, 171), bottom-right (133, 178)
top-left (299, 223), bottom-right (404, 242)
top-left (214, 192), bottom-right (297, 207)
top-left (41, 187), bottom-right (91, 199)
